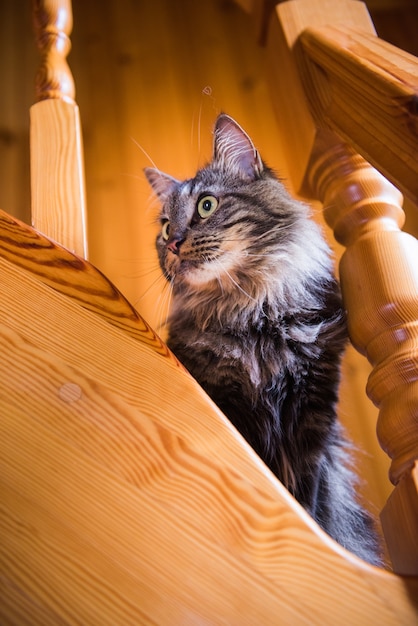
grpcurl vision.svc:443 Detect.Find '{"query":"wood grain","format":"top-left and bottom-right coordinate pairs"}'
top-left (1, 0), bottom-right (417, 619)
top-left (0, 205), bottom-right (392, 512)
top-left (1, 252), bottom-right (418, 624)
top-left (32, 0), bottom-right (75, 103)
top-left (0, 209), bottom-right (172, 359)
top-left (308, 134), bottom-right (418, 573)
top-left (300, 25), bottom-right (418, 205)
top-left (263, 0), bottom-right (376, 194)
top-left (0, 0), bottom-right (411, 509)
top-left (241, 0), bottom-right (398, 514)
top-left (30, 99), bottom-right (88, 256)
top-left (30, 0), bottom-right (88, 257)
top-left (381, 462), bottom-right (418, 576)
top-left (242, 0), bottom-right (418, 574)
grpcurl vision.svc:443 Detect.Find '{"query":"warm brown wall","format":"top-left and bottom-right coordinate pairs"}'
top-left (0, 0), bottom-right (417, 516)
top-left (69, 0), bottom-right (286, 325)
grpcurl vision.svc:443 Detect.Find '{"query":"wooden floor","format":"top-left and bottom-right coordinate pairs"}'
top-left (0, 0), bottom-right (417, 521)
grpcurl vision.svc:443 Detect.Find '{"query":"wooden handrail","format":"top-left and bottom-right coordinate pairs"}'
top-left (300, 25), bottom-right (418, 206)
top-left (238, 0), bottom-right (418, 574)
top-left (307, 136), bottom-right (418, 574)
top-left (1, 212), bottom-right (418, 624)
top-left (1, 0), bottom-right (418, 620)
top-left (0, 210), bottom-right (172, 355)
top-left (30, 0), bottom-right (88, 257)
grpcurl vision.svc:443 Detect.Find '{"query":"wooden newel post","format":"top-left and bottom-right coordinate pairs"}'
top-left (308, 138), bottom-right (418, 574)
top-left (255, 0), bottom-right (418, 572)
top-left (32, 0), bottom-right (75, 103)
top-left (31, 0), bottom-right (88, 257)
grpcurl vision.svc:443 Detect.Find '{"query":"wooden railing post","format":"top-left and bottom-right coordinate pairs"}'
top-left (299, 25), bottom-right (418, 206)
top-left (31, 0), bottom-right (88, 257)
top-left (307, 135), bottom-right (418, 575)
top-left (236, 0), bottom-right (418, 573)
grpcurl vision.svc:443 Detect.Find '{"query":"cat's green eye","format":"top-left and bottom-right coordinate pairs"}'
top-left (197, 195), bottom-right (218, 218)
top-left (161, 220), bottom-right (170, 241)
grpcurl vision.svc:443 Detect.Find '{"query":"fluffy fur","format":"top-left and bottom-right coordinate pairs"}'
top-left (144, 113), bottom-right (382, 565)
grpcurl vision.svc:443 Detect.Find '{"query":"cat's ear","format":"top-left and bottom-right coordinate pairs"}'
top-left (213, 114), bottom-right (263, 180)
top-left (144, 167), bottom-right (179, 201)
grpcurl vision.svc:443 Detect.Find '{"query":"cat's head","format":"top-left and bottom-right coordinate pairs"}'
top-left (144, 114), bottom-right (327, 301)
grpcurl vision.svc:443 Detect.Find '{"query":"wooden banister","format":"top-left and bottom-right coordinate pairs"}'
top-left (262, 0), bottom-right (377, 193)
top-left (243, 0), bottom-right (418, 574)
top-left (300, 25), bottom-right (418, 206)
top-left (1, 0), bottom-right (418, 620)
top-left (1, 212), bottom-right (418, 624)
top-left (0, 210), bottom-right (172, 355)
top-left (308, 136), bottom-right (418, 574)
top-left (30, 0), bottom-right (88, 257)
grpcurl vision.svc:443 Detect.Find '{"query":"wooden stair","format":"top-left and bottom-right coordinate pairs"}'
top-left (1, 210), bottom-right (418, 624)
top-left (1, 0), bottom-right (418, 622)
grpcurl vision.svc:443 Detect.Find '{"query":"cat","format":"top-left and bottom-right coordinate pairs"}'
top-left (144, 113), bottom-right (382, 565)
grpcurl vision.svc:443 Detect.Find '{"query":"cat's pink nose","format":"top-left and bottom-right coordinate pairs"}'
top-left (166, 238), bottom-right (184, 255)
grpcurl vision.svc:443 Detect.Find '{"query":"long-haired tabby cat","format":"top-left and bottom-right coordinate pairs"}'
top-left (144, 113), bottom-right (381, 565)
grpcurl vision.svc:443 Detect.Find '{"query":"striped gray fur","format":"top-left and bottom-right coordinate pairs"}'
top-left (144, 114), bottom-right (382, 565)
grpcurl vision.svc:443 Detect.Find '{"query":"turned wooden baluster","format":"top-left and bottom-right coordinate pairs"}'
top-left (308, 136), bottom-right (418, 574)
top-left (236, 0), bottom-right (418, 573)
top-left (32, 0), bottom-right (75, 102)
top-left (31, 0), bottom-right (88, 257)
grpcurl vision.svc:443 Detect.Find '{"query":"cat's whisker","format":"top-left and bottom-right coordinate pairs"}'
top-left (155, 276), bottom-right (175, 333)
top-left (130, 264), bottom-right (165, 280)
top-left (159, 277), bottom-right (174, 329)
top-left (219, 223), bottom-right (294, 248)
top-left (250, 223), bottom-right (295, 243)
top-left (130, 136), bottom-right (159, 170)
top-left (133, 269), bottom-right (168, 307)
top-left (242, 251), bottom-right (275, 258)
top-left (142, 112), bottom-right (382, 566)
top-left (202, 254), bottom-right (225, 296)
top-left (151, 276), bottom-right (171, 332)
top-left (213, 257), bottom-right (258, 303)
